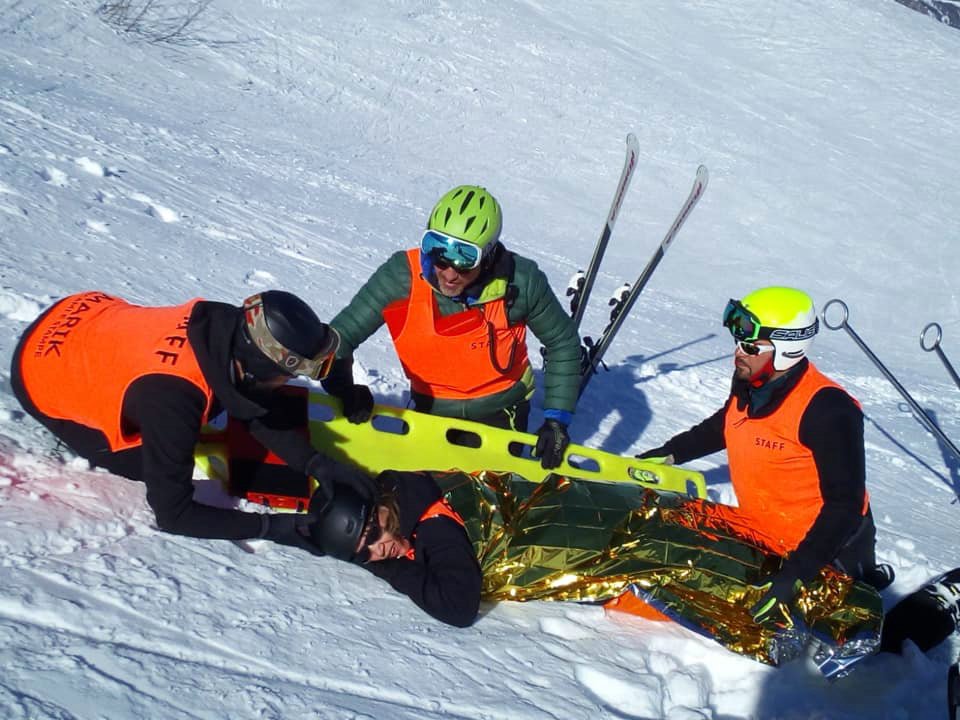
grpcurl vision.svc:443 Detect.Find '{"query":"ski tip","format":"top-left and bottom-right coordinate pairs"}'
top-left (626, 132), bottom-right (639, 149)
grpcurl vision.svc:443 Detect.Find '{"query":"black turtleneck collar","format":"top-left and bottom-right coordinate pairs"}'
top-left (732, 358), bottom-right (810, 418)
top-left (186, 301), bottom-right (272, 421)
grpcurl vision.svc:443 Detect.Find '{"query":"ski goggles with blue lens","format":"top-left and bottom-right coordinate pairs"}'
top-left (420, 229), bottom-right (483, 272)
top-left (723, 299), bottom-right (769, 342)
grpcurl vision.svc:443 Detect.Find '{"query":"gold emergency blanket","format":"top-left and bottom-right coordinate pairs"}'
top-left (436, 470), bottom-right (882, 672)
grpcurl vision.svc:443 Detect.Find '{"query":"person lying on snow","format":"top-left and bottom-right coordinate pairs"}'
top-left (308, 467), bottom-right (959, 673)
top-left (307, 468), bottom-right (483, 629)
top-left (305, 467), bottom-right (891, 670)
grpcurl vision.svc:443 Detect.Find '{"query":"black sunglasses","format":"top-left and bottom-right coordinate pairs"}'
top-left (735, 340), bottom-right (776, 356)
top-left (352, 509), bottom-right (384, 564)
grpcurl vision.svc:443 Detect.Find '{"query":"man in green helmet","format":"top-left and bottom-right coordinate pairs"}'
top-left (322, 185), bottom-right (581, 469)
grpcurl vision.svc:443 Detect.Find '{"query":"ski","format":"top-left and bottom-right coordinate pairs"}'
top-left (949, 660), bottom-right (959, 720)
top-left (567, 133), bottom-right (640, 329)
top-left (579, 164), bottom-right (709, 396)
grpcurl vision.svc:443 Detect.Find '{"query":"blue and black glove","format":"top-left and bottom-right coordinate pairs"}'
top-left (534, 410), bottom-right (572, 470)
top-left (748, 570), bottom-right (803, 624)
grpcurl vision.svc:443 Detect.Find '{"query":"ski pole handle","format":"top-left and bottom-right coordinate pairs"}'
top-left (921, 322), bottom-right (960, 391)
top-left (822, 299), bottom-right (960, 462)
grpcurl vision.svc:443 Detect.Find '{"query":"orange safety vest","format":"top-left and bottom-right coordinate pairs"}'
top-left (402, 497), bottom-right (467, 561)
top-left (723, 363), bottom-right (869, 554)
top-left (18, 291), bottom-right (215, 452)
top-left (382, 249), bottom-right (529, 400)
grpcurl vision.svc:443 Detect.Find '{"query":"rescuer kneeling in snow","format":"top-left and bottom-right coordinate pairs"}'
top-left (11, 289), bottom-right (375, 553)
top-left (322, 184), bottom-right (581, 470)
top-left (636, 287), bottom-right (894, 625)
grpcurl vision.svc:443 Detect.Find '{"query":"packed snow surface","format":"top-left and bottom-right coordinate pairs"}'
top-left (1, 1), bottom-right (958, 718)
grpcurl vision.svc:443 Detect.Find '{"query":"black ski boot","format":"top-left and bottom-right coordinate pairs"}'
top-left (881, 567), bottom-right (960, 653)
top-left (863, 562), bottom-right (896, 591)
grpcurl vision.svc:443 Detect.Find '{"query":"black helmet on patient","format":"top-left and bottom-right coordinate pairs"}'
top-left (309, 484), bottom-right (379, 562)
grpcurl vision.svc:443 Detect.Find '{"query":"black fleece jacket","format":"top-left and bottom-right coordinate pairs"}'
top-left (652, 360), bottom-right (867, 582)
top-left (121, 301), bottom-right (337, 539)
top-left (361, 470), bottom-right (482, 627)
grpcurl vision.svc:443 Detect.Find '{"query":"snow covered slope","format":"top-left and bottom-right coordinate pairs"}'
top-left (1, 1), bottom-right (958, 717)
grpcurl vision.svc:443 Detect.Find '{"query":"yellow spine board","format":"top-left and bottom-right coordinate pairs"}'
top-left (305, 393), bottom-right (705, 498)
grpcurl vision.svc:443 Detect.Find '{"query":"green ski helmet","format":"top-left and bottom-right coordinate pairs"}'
top-left (723, 286), bottom-right (819, 371)
top-left (427, 185), bottom-right (503, 262)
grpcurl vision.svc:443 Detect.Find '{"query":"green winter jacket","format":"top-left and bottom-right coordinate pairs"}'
top-left (329, 245), bottom-right (581, 422)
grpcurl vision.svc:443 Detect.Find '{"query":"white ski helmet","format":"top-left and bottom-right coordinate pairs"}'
top-left (723, 287), bottom-right (819, 371)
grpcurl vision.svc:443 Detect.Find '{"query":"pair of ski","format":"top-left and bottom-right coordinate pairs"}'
top-left (567, 134), bottom-right (708, 397)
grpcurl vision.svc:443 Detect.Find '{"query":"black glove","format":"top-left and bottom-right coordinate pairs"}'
top-left (748, 570), bottom-right (803, 624)
top-left (306, 454), bottom-right (378, 504)
top-left (534, 419), bottom-right (570, 470)
top-left (335, 383), bottom-right (374, 424)
top-left (322, 356), bottom-right (374, 424)
top-left (635, 446), bottom-right (675, 465)
top-left (259, 513), bottom-right (324, 556)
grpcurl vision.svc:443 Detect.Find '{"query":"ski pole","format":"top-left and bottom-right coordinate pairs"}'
top-left (920, 322), bottom-right (960, 392)
top-left (822, 299), bottom-right (960, 462)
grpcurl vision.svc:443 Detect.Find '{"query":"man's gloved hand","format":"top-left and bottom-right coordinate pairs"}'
top-left (322, 356), bottom-right (374, 424)
top-left (635, 446), bottom-right (675, 464)
top-left (259, 513), bottom-right (324, 556)
top-left (334, 383), bottom-right (374, 424)
top-left (306, 454), bottom-right (378, 504)
top-left (534, 418), bottom-right (570, 470)
top-left (748, 570), bottom-right (803, 624)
